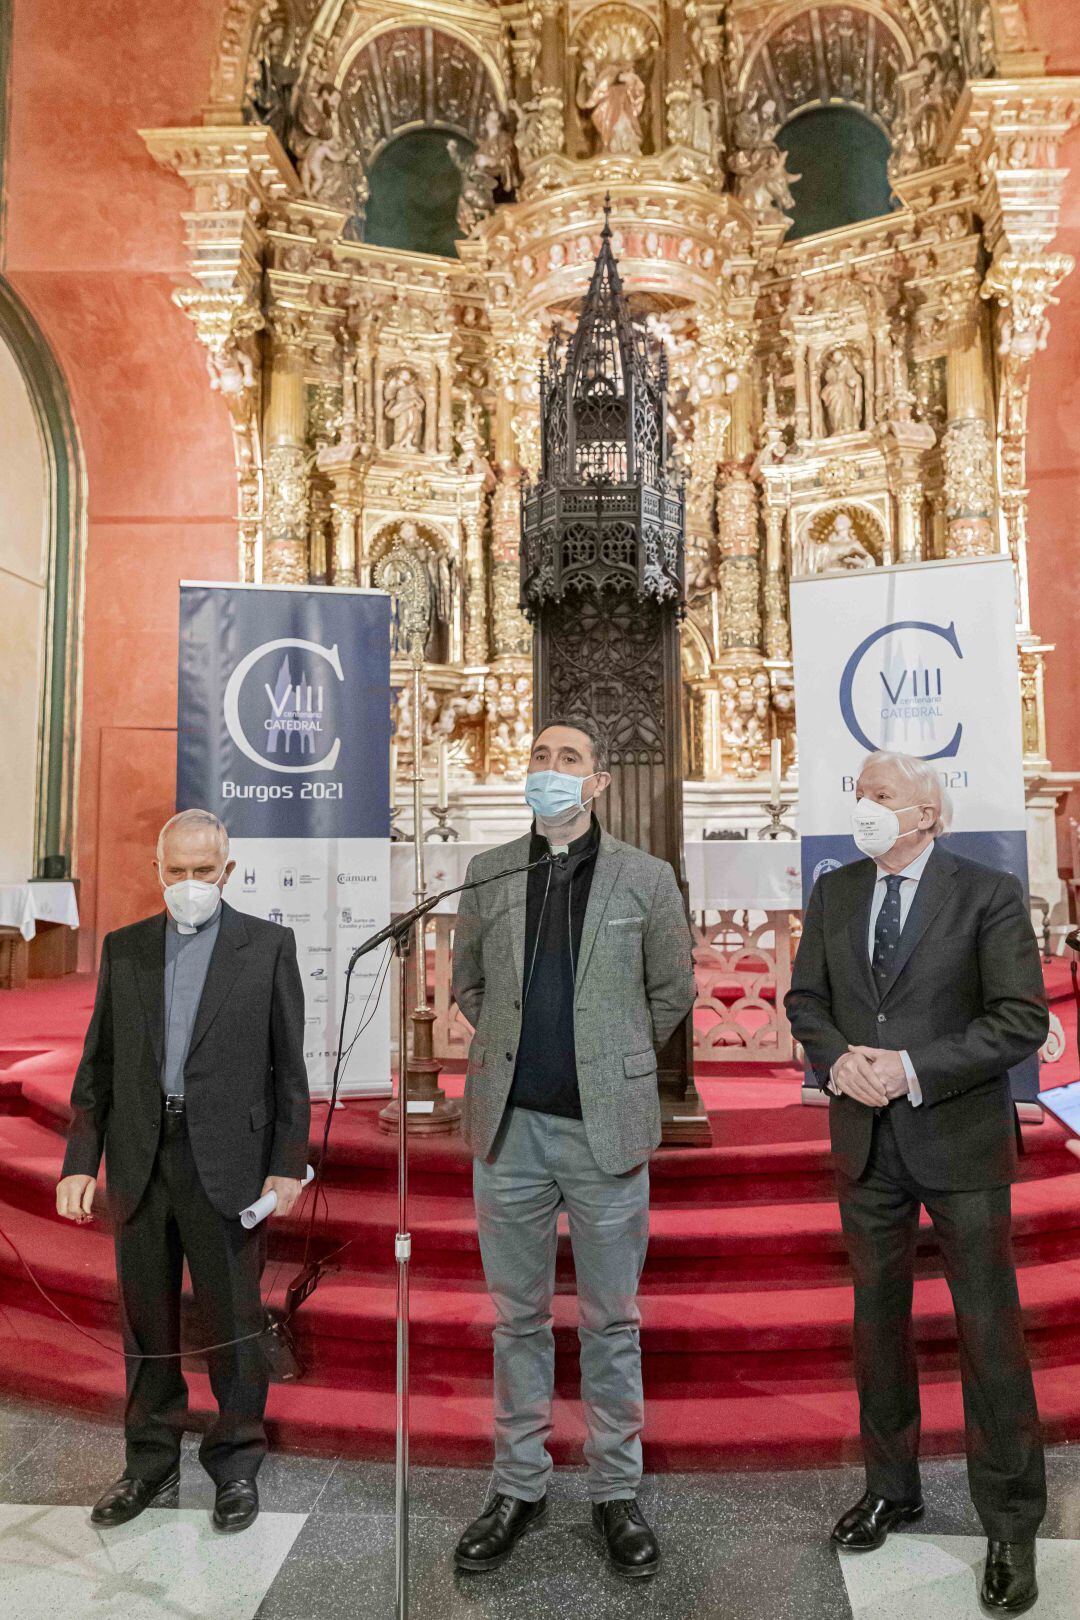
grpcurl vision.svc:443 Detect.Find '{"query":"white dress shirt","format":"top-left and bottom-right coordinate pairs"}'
top-left (831, 840), bottom-right (935, 1107)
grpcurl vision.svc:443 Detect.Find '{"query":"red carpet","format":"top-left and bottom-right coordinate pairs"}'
top-left (1, 970), bottom-right (1079, 1470)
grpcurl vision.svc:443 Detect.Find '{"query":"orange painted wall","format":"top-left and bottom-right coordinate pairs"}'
top-left (1, 0), bottom-right (237, 960)
top-left (1025, 1), bottom-right (1080, 856)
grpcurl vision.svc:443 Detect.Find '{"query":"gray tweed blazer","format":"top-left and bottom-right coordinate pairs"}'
top-left (451, 828), bottom-right (695, 1173)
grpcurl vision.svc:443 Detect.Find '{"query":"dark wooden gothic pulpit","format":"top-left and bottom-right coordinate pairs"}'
top-left (520, 206), bottom-right (708, 1145)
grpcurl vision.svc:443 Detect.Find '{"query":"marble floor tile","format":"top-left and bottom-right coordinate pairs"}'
top-left (257, 1500), bottom-right (852, 1620)
top-left (0, 1504), bottom-right (307, 1620)
top-left (838, 1534), bottom-right (1080, 1619)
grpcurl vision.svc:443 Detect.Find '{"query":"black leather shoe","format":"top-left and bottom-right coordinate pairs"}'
top-left (212, 1478), bottom-right (259, 1533)
top-left (981, 1540), bottom-right (1038, 1614)
top-left (830, 1491), bottom-right (925, 1550)
top-left (592, 1499), bottom-right (661, 1579)
top-left (454, 1494), bottom-right (548, 1571)
top-left (90, 1468), bottom-right (180, 1526)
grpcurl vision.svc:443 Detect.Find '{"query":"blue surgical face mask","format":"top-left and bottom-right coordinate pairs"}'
top-left (524, 769), bottom-right (595, 827)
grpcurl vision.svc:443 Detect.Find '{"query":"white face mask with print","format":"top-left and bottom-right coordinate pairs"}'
top-left (850, 800), bottom-right (921, 859)
top-left (161, 871), bottom-right (224, 932)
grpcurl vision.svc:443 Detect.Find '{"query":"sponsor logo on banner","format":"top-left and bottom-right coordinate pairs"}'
top-left (268, 907), bottom-right (283, 925)
top-left (838, 618), bottom-right (963, 759)
top-left (310, 967), bottom-right (327, 980)
top-left (281, 867), bottom-right (297, 889)
top-left (243, 868), bottom-right (256, 889)
top-left (223, 637), bottom-right (345, 776)
top-left (337, 872), bottom-right (377, 885)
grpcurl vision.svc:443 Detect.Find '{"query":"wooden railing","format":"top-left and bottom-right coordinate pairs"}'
top-left (392, 907), bottom-right (797, 1067)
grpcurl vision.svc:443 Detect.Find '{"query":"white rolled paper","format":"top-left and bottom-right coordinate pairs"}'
top-left (240, 1163), bottom-right (316, 1229)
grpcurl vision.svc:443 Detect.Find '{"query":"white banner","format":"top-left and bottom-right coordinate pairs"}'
top-left (228, 837), bottom-right (390, 1096)
top-left (790, 555), bottom-right (1035, 1100)
top-left (790, 555), bottom-right (1027, 890)
top-left (177, 584), bottom-right (393, 1100)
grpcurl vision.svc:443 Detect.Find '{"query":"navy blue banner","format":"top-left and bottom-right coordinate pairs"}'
top-left (177, 585), bottom-right (391, 838)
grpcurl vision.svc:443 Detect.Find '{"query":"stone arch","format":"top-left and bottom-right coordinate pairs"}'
top-left (737, 4), bottom-right (917, 138)
top-left (0, 279), bottom-right (85, 879)
top-left (335, 21), bottom-right (506, 172)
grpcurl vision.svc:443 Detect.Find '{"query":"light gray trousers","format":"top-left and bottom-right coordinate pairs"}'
top-left (473, 1105), bottom-right (650, 1504)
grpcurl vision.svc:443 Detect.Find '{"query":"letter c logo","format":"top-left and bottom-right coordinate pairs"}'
top-left (838, 619), bottom-right (963, 760)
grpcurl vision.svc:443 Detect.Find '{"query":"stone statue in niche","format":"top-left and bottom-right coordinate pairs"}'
top-left (809, 512), bottom-right (877, 573)
top-left (384, 368), bottom-right (426, 453)
top-left (385, 522), bottom-right (453, 663)
top-left (576, 21), bottom-right (649, 156)
top-left (821, 350), bottom-right (865, 435)
top-left (293, 82), bottom-right (351, 204)
top-left (727, 90), bottom-right (800, 222)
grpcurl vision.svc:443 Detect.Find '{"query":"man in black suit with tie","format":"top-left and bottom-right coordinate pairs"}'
top-left (56, 809), bottom-right (310, 1533)
top-left (786, 751), bottom-right (1048, 1615)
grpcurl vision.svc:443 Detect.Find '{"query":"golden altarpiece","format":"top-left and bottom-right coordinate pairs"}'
top-left (145, 0), bottom-right (1080, 923)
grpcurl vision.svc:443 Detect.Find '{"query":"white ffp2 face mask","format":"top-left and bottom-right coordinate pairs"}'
top-left (161, 872), bottom-right (224, 932)
top-left (850, 800), bottom-right (921, 859)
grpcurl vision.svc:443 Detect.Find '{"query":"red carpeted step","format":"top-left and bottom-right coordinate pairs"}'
top-left (6, 1186), bottom-right (1080, 1378)
top-left (4, 1297), bottom-right (1080, 1471)
top-left (3, 971), bottom-right (1080, 1469)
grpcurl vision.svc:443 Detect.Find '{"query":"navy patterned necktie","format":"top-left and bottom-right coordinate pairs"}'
top-left (872, 874), bottom-right (905, 986)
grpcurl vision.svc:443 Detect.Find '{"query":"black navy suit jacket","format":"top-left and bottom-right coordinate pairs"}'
top-left (62, 901), bottom-right (311, 1221)
top-left (785, 844), bottom-right (1049, 1190)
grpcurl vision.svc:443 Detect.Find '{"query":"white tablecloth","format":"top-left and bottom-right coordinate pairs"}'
top-left (392, 839), bottom-right (802, 912)
top-left (0, 881), bottom-right (81, 942)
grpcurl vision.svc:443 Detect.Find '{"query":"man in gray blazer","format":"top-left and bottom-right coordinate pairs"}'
top-left (450, 720), bottom-right (695, 1580)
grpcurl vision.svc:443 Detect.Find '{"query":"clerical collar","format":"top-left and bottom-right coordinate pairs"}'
top-left (530, 813), bottom-right (600, 861)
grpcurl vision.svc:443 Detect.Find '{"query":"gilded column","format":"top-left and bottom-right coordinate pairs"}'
top-left (716, 376), bottom-right (762, 657)
top-left (534, 0), bottom-right (566, 159)
top-left (762, 485), bottom-right (790, 660)
top-left (941, 294), bottom-right (995, 557)
top-left (263, 308), bottom-right (312, 584)
top-left (329, 482), bottom-right (359, 587)
top-left (664, 0), bottom-right (690, 147)
top-left (462, 505), bottom-right (489, 665)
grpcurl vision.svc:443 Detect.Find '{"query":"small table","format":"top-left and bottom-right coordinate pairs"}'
top-left (0, 881), bottom-right (81, 983)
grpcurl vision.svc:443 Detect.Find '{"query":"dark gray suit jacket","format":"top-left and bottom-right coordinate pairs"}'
top-left (452, 828), bottom-right (696, 1174)
top-left (62, 901), bottom-right (311, 1221)
top-left (785, 845), bottom-right (1048, 1190)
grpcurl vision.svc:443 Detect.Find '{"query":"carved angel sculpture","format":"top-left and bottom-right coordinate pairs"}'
top-left (293, 82), bottom-right (351, 203)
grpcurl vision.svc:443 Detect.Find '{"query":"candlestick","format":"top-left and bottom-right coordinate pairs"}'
top-left (437, 737), bottom-right (449, 807)
top-left (770, 738), bottom-right (782, 804)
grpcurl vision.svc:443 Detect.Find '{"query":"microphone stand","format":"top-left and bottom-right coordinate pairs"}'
top-left (347, 849), bottom-right (557, 1620)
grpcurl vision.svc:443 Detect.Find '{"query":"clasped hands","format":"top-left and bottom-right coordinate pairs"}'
top-left (832, 1047), bottom-right (909, 1108)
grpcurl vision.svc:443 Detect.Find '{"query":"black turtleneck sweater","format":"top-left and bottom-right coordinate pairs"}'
top-left (508, 814), bottom-right (600, 1120)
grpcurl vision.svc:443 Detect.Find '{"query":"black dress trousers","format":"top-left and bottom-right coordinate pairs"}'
top-left (838, 1108), bottom-right (1046, 1542)
top-left (114, 1107), bottom-right (269, 1484)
